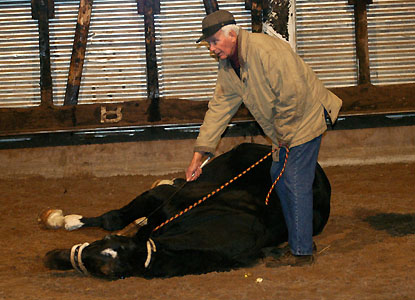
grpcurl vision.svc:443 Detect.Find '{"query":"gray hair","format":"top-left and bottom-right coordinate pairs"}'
top-left (221, 24), bottom-right (240, 37)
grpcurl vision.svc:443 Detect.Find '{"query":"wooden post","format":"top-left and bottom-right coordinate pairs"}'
top-left (246, 0), bottom-right (264, 33)
top-left (203, 0), bottom-right (219, 15)
top-left (349, 0), bottom-right (372, 85)
top-left (137, 0), bottom-right (161, 121)
top-left (31, 0), bottom-right (54, 107)
top-left (64, 0), bottom-right (93, 105)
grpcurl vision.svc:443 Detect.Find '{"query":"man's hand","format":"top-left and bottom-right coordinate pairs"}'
top-left (186, 152), bottom-right (204, 181)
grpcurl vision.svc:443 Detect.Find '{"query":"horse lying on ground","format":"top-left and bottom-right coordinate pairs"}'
top-left (42, 143), bottom-right (331, 279)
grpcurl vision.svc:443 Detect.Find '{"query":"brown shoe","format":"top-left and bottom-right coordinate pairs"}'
top-left (265, 242), bottom-right (317, 258)
top-left (264, 242), bottom-right (317, 267)
top-left (265, 251), bottom-right (315, 267)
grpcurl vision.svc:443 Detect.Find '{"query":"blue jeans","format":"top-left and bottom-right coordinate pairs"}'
top-left (270, 135), bottom-right (322, 255)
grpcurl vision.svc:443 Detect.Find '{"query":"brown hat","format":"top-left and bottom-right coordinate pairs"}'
top-left (196, 10), bottom-right (236, 43)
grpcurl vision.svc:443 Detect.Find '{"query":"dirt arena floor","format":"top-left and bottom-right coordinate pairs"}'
top-left (1, 161), bottom-right (415, 300)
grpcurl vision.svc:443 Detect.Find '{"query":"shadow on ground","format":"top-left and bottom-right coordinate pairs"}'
top-left (364, 213), bottom-right (415, 237)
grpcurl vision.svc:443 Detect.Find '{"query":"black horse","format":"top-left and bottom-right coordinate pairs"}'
top-left (43, 143), bottom-right (331, 279)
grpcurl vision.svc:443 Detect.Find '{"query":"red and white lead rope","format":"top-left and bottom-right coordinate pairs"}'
top-left (265, 147), bottom-right (289, 205)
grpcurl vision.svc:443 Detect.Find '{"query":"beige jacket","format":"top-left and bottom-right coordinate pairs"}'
top-left (194, 29), bottom-right (342, 155)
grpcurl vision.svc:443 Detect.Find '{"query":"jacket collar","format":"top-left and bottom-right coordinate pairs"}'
top-left (237, 28), bottom-right (249, 69)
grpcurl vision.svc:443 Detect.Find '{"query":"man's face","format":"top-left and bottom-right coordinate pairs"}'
top-left (206, 29), bottom-right (237, 60)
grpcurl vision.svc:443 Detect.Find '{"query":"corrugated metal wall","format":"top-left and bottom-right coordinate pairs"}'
top-left (0, 0), bottom-right (249, 107)
top-left (155, 0), bottom-right (251, 101)
top-left (61, 0), bottom-right (147, 104)
top-left (296, 0), bottom-right (357, 87)
top-left (296, 0), bottom-right (415, 87)
top-left (0, 0), bottom-right (148, 107)
top-left (367, 0), bottom-right (415, 84)
top-left (0, 0), bottom-right (40, 107)
top-left (0, 0), bottom-right (414, 108)
top-left (51, 0), bottom-right (148, 106)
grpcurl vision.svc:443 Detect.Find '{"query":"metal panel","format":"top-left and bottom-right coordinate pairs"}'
top-left (50, 0), bottom-right (148, 105)
top-left (1, 0), bottom-right (415, 108)
top-left (367, 0), bottom-right (415, 85)
top-left (296, 0), bottom-right (415, 87)
top-left (0, 0), bottom-right (148, 108)
top-left (0, 0), bottom-right (40, 107)
top-left (155, 0), bottom-right (251, 101)
top-left (296, 0), bottom-right (357, 87)
top-left (0, 0), bottom-right (250, 107)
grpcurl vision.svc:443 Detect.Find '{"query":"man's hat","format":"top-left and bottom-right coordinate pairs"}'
top-left (196, 10), bottom-right (236, 43)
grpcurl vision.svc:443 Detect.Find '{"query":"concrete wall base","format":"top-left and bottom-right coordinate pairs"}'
top-left (1, 126), bottom-right (414, 179)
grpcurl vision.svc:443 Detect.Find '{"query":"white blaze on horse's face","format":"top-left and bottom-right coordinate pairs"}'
top-left (101, 248), bottom-right (118, 259)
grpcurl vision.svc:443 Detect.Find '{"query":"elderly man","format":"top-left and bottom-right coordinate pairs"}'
top-left (186, 10), bottom-right (342, 266)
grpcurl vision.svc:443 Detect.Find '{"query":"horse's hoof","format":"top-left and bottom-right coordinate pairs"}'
top-left (64, 215), bottom-right (84, 231)
top-left (38, 208), bottom-right (65, 229)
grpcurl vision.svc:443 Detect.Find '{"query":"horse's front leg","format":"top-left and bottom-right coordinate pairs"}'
top-left (39, 184), bottom-right (175, 232)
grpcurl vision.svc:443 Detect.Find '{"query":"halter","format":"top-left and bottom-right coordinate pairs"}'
top-left (70, 242), bottom-right (90, 276)
top-left (144, 238), bottom-right (157, 268)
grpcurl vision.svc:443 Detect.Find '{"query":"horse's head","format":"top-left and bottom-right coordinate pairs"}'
top-left (81, 234), bottom-right (152, 279)
top-left (44, 234), bottom-right (152, 280)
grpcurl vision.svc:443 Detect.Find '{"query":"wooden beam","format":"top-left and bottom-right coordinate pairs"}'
top-left (64, 0), bottom-right (93, 105)
top-left (246, 0), bottom-right (264, 33)
top-left (137, 0), bottom-right (160, 14)
top-left (31, 0), bottom-right (54, 19)
top-left (137, 0), bottom-right (161, 122)
top-left (349, 0), bottom-right (372, 85)
top-left (31, 0), bottom-right (54, 107)
top-left (202, 0), bottom-right (219, 15)
top-left (348, 0), bottom-right (372, 5)
top-left (1, 83), bottom-right (414, 135)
